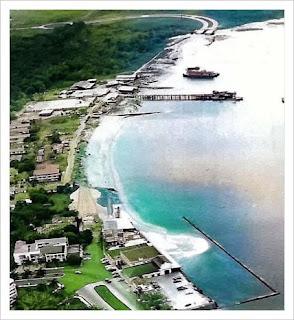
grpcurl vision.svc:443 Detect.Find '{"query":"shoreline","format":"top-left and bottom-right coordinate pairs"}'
top-left (84, 17), bottom-right (284, 308)
top-left (85, 16), bottom-right (284, 242)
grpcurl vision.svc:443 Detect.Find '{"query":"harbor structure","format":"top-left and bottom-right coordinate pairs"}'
top-left (139, 91), bottom-right (243, 101)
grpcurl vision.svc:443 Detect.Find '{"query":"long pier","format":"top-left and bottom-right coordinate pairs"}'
top-left (139, 91), bottom-right (243, 102)
top-left (182, 216), bottom-right (278, 294)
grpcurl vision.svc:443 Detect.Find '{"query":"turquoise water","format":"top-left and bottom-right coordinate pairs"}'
top-left (111, 101), bottom-right (283, 309)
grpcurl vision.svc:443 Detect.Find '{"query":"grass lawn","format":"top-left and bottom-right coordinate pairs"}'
top-left (122, 263), bottom-right (159, 278)
top-left (14, 192), bottom-right (29, 202)
top-left (95, 285), bottom-right (130, 310)
top-left (16, 287), bottom-right (63, 310)
top-left (37, 115), bottom-right (80, 142)
top-left (122, 245), bottom-right (159, 263)
top-left (49, 193), bottom-right (71, 212)
top-left (107, 244), bottom-right (150, 259)
top-left (55, 153), bottom-right (68, 172)
top-left (60, 240), bottom-right (111, 295)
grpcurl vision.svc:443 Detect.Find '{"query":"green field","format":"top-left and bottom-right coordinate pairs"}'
top-left (37, 115), bottom-right (80, 142)
top-left (95, 285), bottom-right (130, 310)
top-left (122, 263), bottom-right (158, 278)
top-left (15, 286), bottom-right (89, 310)
top-left (60, 240), bottom-right (111, 295)
top-left (49, 193), bottom-right (71, 212)
top-left (122, 245), bottom-right (159, 263)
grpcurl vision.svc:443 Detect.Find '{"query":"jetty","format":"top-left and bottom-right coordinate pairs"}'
top-left (182, 216), bottom-right (278, 295)
top-left (138, 91), bottom-right (243, 102)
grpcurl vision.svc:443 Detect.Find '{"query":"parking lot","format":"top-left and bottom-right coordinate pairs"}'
top-left (155, 271), bottom-right (211, 310)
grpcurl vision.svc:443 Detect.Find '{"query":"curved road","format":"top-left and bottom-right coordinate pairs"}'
top-left (12, 14), bottom-right (218, 34)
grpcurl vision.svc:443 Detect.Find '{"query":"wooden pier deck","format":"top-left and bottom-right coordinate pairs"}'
top-left (138, 92), bottom-right (243, 102)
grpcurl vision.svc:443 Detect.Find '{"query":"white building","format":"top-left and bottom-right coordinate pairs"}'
top-left (13, 237), bottom-right (68, 265)
top-left (9, 278), bottom-right (17, 306)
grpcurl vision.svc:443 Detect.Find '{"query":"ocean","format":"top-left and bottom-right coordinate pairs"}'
top-left (86, 14), bottom-right (284, 309)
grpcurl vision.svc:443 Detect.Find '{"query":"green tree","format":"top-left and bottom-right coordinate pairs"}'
top-left (141, 292), bottom-right (171, 310)
top-left (50, 130), bottom-right (61, 144)
top-left (64, 232), bottom-right (79, 245)
top-left (80, 229), bottom-right (93, 247)
top-left (67, 254), bottom-right (82, 266)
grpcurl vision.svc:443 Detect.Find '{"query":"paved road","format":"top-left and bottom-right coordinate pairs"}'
top-left (77, 280), bottom-right (135, 310)
top-left (62, 115), bottom-right (88, 184)
top-left (12, 14), bottom-right (218, 34)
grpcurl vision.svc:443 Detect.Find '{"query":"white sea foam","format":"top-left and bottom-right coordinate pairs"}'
top-left (86, 116), bottom-right (124, 188)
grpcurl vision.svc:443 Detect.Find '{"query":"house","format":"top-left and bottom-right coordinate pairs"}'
top-left (118, 86), bottom-right (138, 94)
top-left (10, 278), bottom-right (17, 306)
top-left (29, 162), bottom-right (60, 183)
top-left (13, 237), bottom-right (68, 265)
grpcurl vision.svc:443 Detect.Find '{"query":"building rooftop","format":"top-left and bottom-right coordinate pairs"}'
top-left (40, 245), bottom-right (65, 255)
top-left (152, 255), bottom-right (170, 268)
top-left (26, 98), bottom-right (95, 112)
top-left (69, 87), bottom-right (110, 98)
top-left (118, 86), bottom-right (138, 93)
top-left (104, 217), bottom-right (134, 231)
top-left (68, 244), bottom-right (81, 254)
top-left (33, 163), bottom-right (60, 176)
top-left (35, 237), bottom-right (67, 246)
top-left (70, 80), bottom-right (96, 90)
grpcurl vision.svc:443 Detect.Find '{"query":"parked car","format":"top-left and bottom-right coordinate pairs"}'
top-left (177, 286), bottom-right (188, 291)
top-left (106, 266), bottom-right (116, 271)
top-left (105, 278), bottom-right (112, 283)
top-left (185, 303), bottom-right (192, 307)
